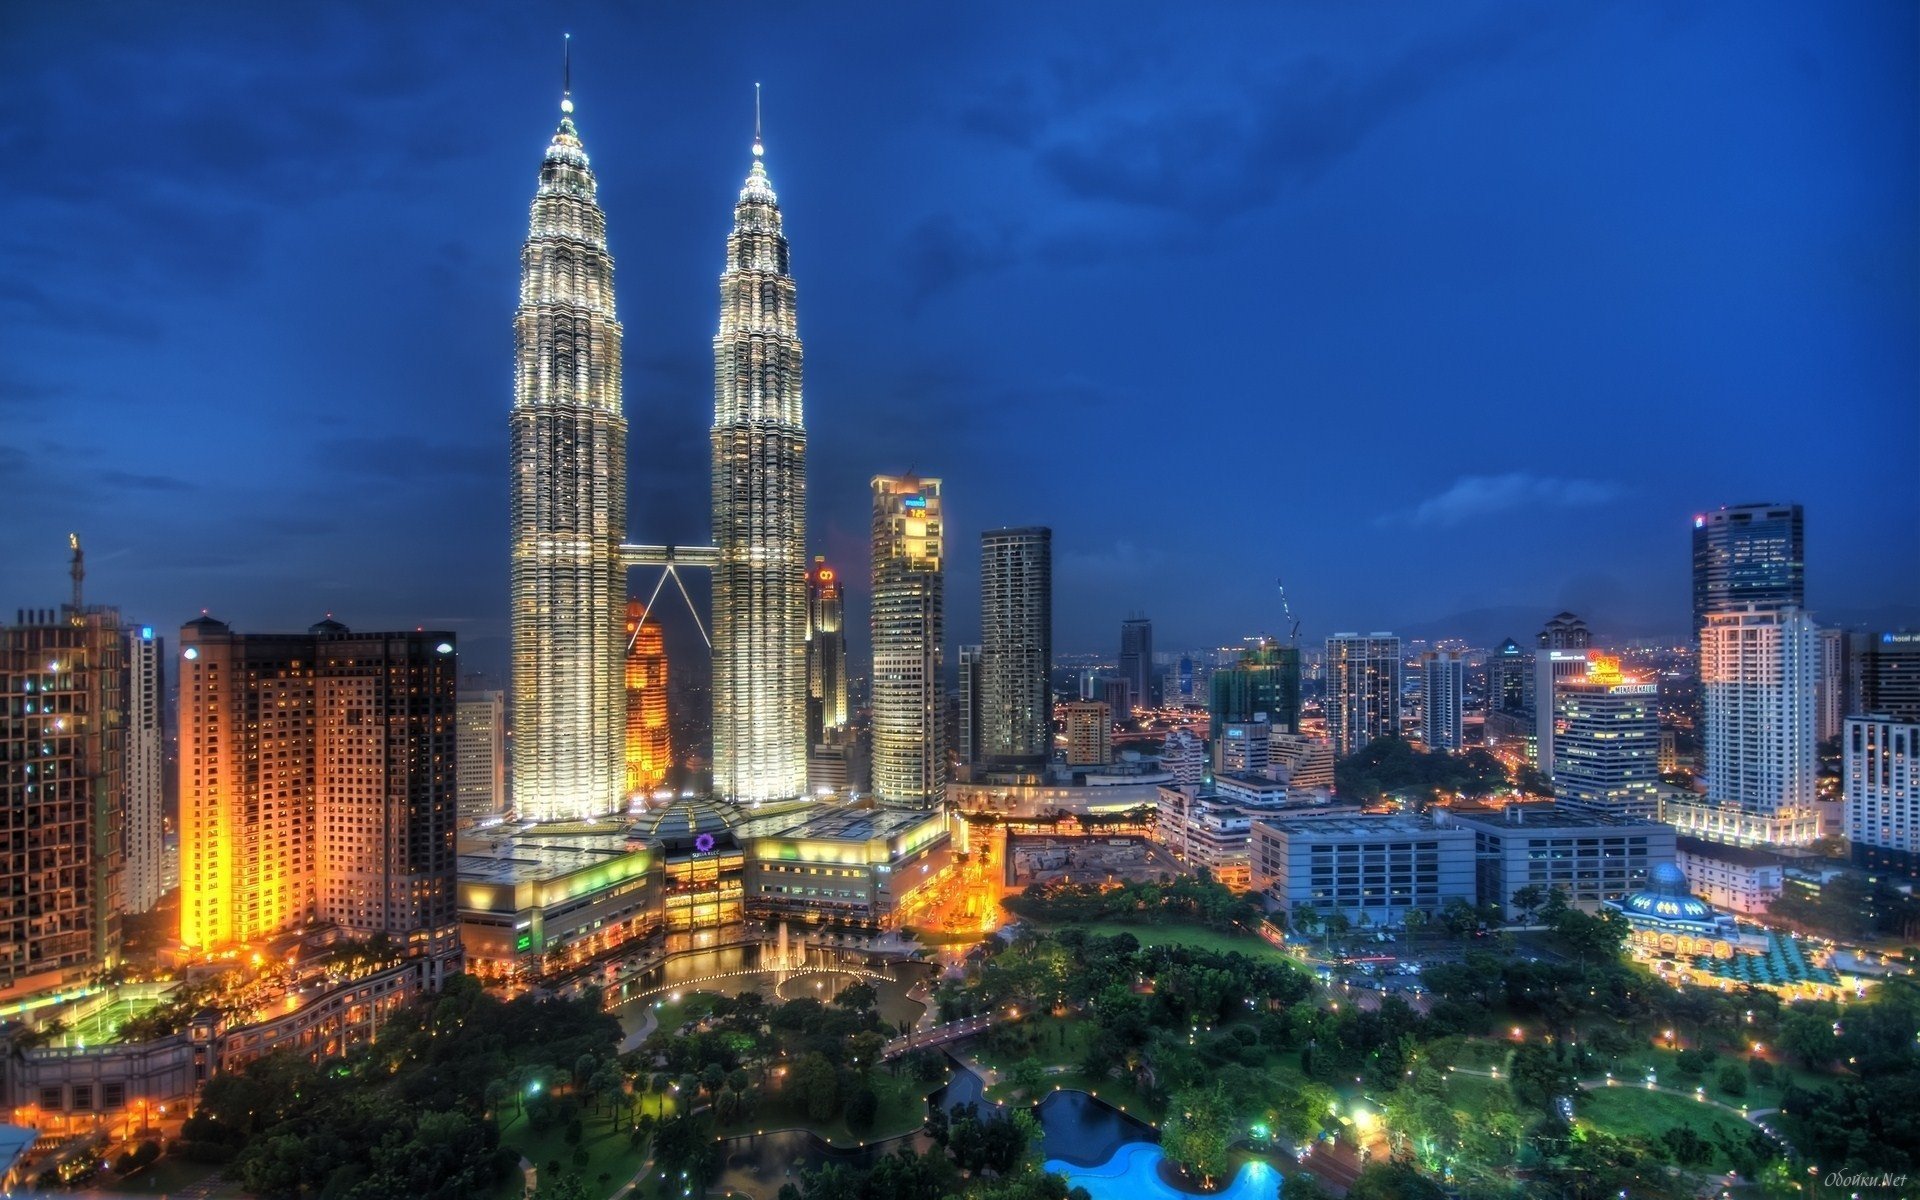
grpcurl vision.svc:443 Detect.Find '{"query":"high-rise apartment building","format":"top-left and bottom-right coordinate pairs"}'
top-left (1850, 632), bottom-right (1920, 723)
top-left (1552, 654), bottom-right (1661, 819)
top-left (1325, 633), bottom-right (1400, 758)
top-left (1161, 728), bottom-right (1204, 793)
top-left (1063, 701), bottom-right (1112, 767)
top-left (1691, 503), bottom-right (1804, 642)
top-left (510, 77), bottom-right (627, 823)
top-left (1816, 628), bottom-right (1850, 744)
top-left (980, 528), bottom-right (1053, 766)
top-left (180, 618), bottom-right (461, 978)
top-left (1, 591), bottom-right (125, 1001)
top-left (1208, 638), bottom-right (1301, 750)
top-left (1118, 618), bottom-right (1154, 713)
top-left (870, 477), bottom-right (945, 806)
top-left (1666, 606), bottom-right (1820, 846)
top-left (711, 124), bottom-right (809, 807)
top-left (806, 557), bottom-right (849, 745)
top-left (624, 600), bottom-right (671, 798)
top-left (955, 644), bottom-right (983, 766)
top-left (1844, 715), bottom-right (1918, 871)
top-left (124, 624), bottom-right (165, 914)
top-left (1419, 650), bottom-right (1465, 751)
top-left (457, 689), bottom-right (507, 822)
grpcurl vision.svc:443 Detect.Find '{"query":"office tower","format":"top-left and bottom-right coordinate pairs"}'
top-left (711, 119), bottom-right (809, 808)
top-left (1325, 633), bottom-right (1400, 758)
top-left (1487, 637), bottom-right (1528, 714)
top-left (180, 618), bottom-right (461, 977)
top-left (1534, 612), bottom-right (1594, 778)
top-left (1208, 638), bottom-right (1302, 749)
top-left (1844, 715), bottom-right (1919, 868)
top-left (870, 477), bottom-right (945, 805)
top-left (1119, 617), bottom-right (1154, 712)
top-left (1, 585), bottom-right (125, 1001)
top-left (1217, 717), bottom-right (1272, 775)
top-left (1666, 606), bottom-right (1819, 846)
top-left (1161, 728), bottom-right (1204, 793)
top-left (980, 527), bottom-right (1053, 766)
top-left (457, 689), bottom-right (507, 822)
top-left (624, 599), bottom-right (671, 798)
top-left (510, 74), bottom-right (627, 823)
top-left (1552, 654), bottom-right (1661, 819)
top-left (1063, 701), bottom-right (1112, 766)
top-left (1691, 503), bottom-right (1804, 642)
top-left (1419, 650), bottom-right (1465, 751)
top-left (1099, 677), bottom-right (1131, 732)
top-left (1815, 629), bottom-right (1850, 744)
top-left (1850, 632), bottom-right (1920, 722)
top-left (806, 557), bottom-right (849, 744)
top-left (956, 644), bottom-right (983, 766)
top-left (123, 625), bottom-right (165, 914)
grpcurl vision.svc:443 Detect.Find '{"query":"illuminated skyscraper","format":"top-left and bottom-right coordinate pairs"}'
top-left (457, 688), bottom-right (507, 822)
top-left (1419, 650), bottom-right (1465, 751)
top-left (510, 68), bottom-right (627, 822)
top-left (1326, 633), bottom-right (1400, 758)
top-left (1691, 503), bottom-right (1804, 642)
top-left (871, 476), bottom-right (945, 806)
top-left (956, 644), bottom-right (983, 766)
top-left (1, 572), bottom-right (125, 1001)
top-left (1534, 612), bottom-right (1593, 777)
top-left (1208, 637), bottom-right (1301, 750)
top-left (1553, 654), bottom-right (1661, 819)
top-left (980, 528), bottom-right (1053, 767)
top-left (179, 618), bottom-right (460, 978)
top-left (806, 556), bottom-right (848, 745)
top-left (625, 599), bottom-right (672, 798)
top-left (124, 624), bottom-right (165, 914)
top-left (711, 112), bottom-right (808, 806)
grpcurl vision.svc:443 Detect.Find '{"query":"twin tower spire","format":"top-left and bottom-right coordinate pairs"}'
top-left (509, 41), bottom-right (808, 822)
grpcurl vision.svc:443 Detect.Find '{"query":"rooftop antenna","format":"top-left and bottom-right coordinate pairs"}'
top-left (68, 533), bottom-right (83, 611)
top-left (753, 81), bottom-right (764, 157)
top-left (561, 33), bottom-right (574, 115)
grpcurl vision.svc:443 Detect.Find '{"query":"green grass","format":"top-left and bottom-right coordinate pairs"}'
top-left (493, 1108), bottom-right (652, 1200)
top-left (100, 1157), bottom-right (227, 1195)
top-left (1058, 919), bottom-right (1298, 965)
top-left (1576, 1086), bottom-right (1756, 1170)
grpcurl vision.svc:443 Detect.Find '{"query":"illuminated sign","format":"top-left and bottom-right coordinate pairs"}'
top-left (695, 832), bottom-right (716, 855)
top-left (435, 642), bottom-right (454, 654)
top-left (140, 626), bottom-right (153, 640)
top-left (904, 496), bottom-right (926, 509)
top-left (183, 647), bottom-right (199, 660)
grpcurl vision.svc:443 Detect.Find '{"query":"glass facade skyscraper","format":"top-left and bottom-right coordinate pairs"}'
top-left (870, 477), bottom-right (945, 806)
top-left (509, 80), bottom-right (627, 822)
top-left (980, 528), bottom-right (1053, 766)
top-left (1691, 503), bottom-right (1805, 640)
top-left (711, 127), bottom-right (808, 806)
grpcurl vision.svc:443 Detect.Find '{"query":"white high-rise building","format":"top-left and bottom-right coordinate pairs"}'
top-left (711, 118), bottom-right (809, 806)
top-left (1845, 715), bottom-right (1919, 861)
top-left (870, 477), bottom-right (944, 806)
top-left (1160, 728), bottom-right (1204, 793)
top-left (1666, 606), bottom-right (1820, 846)
top-left (457, 690), bottom-right (507, 822)
top-left (1419, 650), bottom-right (1465, 752)
top-left (123, 625), bottom-right (165, 914)
top-left (1325, 633), bottom-right (1400, 758)
top-left (509, 75), bottom-right (627, 822)
top-left (980, 528), bottom-right (1053, 766)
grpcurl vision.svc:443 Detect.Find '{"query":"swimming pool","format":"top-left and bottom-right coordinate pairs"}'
top-left (1044, 1142), bottom-right (1282, 1200)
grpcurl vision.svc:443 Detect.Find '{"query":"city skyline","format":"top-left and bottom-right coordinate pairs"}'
top-left (2, 4), bottom-right (1916, 679)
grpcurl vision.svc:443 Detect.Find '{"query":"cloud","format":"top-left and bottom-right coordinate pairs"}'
top-left (98, 470), bottom-right (196, 492)
top-left (900, 215), bottom-right (1020, 307)
top-left (1381, 474), bottom-right (1624, 529)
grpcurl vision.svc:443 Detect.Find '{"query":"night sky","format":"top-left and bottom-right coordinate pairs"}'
top-left (2, 2), bottom-right (1914, 679)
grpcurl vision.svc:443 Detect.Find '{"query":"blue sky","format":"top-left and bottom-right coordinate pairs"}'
top-left (1, 1), bottom-right (1914, 677)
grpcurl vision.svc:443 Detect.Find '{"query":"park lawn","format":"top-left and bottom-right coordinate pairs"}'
top-left (647, 990), bottom-right (724, 1035)
top-left (1576, 1086), bottom-right (1756, 1172)
top-left (1061, 920), bottom-right (1298, 966)
top-left (722, 1065), bottom-right (938, 1147)
top-left (101, 1157), bottom-right (227, 1195)
top-left (909, 927), bottom-right (989, 947)
top-left (494, 1108), bottom-right (652, 1200)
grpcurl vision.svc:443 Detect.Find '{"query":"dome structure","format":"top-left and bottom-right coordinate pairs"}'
top-left (628, 795), bottom-right (742, 853)
top-left (1618, 862), bottom-right (1715, 924)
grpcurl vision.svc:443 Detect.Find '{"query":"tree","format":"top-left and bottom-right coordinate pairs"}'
top-left (1161, 1083), bottom-right (1235, 1186)
top-left (1660, 1126), bottom-right (1713, 1167)
top-left (1716, 1061), bottom-right (1749, 1097)
top-left (845, 1087), bottom-right (879, 1133)
top-left (792, 1052), bottom-right (839, 1122)
top-left (1510, 884), bottom-right (1549, 925)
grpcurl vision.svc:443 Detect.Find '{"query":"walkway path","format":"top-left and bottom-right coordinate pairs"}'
top-left (881, 1011), bottom-right (1006, 1062)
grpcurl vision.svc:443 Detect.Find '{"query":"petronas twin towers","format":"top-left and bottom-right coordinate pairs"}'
top-left (511, 70), bottom-right (807, 822)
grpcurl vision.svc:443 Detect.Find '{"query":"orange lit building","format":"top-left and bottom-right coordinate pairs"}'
top-left (624, 600), bottom-right (671, 798)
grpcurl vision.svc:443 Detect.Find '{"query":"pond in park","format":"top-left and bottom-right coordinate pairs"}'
top-left (1045, 1141), bottom-right (1284, 1200)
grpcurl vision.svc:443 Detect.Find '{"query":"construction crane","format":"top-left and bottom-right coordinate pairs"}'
top-left (1276, 578), bottom-right (1300, 645)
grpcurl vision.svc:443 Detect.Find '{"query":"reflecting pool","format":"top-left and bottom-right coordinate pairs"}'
top-left (1045, 1142), bottom-right (1282, 1200)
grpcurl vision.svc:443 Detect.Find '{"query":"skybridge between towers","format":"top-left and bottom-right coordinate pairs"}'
top-left (621, 543), bottom-right (719, 650)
